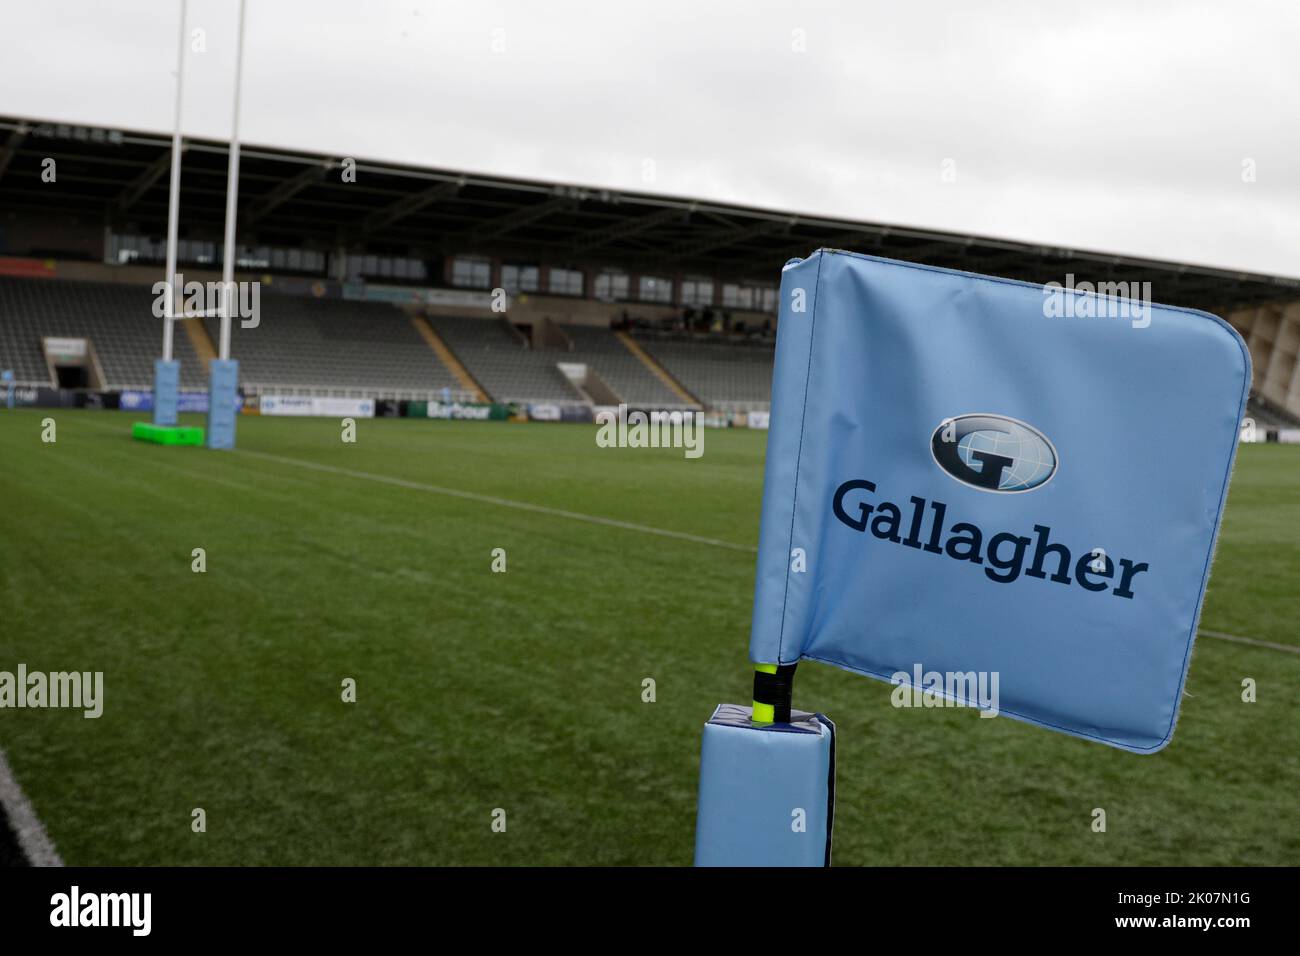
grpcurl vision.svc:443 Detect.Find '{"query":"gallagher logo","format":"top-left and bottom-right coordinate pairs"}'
top-left (930, 414), bottom-right (1058, 493)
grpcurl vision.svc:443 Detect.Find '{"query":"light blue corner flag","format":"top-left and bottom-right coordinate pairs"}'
top-left (750, 250), bottom-right (1249, 753)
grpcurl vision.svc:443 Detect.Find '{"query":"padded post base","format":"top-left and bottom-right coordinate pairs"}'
top-left (206, 359), bottom-right (239, 450)
top-left (693, 703), bottom-right (835, 867)
top-left (132, 422), bottom-right (205, 446)
top-left (152, 360), bottom-right (180, 426)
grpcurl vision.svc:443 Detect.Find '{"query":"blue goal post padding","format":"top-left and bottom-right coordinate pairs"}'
top-left (694, 704), bottom-right (835, 867)
top-left (206, 359), bottom-right (239, 450)
top-left (153, 359), bottom-right (180, 427)
top-left (749, 250), bottom-right (1249, 753)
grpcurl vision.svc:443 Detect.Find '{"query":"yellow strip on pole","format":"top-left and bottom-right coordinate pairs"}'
top-left (752, 663), bottom-right (777, 724)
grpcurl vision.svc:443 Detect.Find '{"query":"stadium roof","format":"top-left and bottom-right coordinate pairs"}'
top-left (3, 113), bottom-right (1297, 310)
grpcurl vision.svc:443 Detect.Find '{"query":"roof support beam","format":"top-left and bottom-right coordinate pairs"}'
top-left (463, 194), bottom-right (575, 246)
top-left (819, 227), bottom-right (891, 251)
top-left (114, 148), bottom-right (178, 214)
top-left (657, 217), bottom-right (794, 264)
top-left (244, 160), bottom-right (334, 226)
top-left (569, 205), bottom-right (689, 255)
top-left (361, 178), bottom-right (463, 236)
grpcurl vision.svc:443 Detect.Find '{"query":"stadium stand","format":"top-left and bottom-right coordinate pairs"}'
top-left (1247, 394), bottom-right (1300, 429)
top-left (15, 270), bottom-right (1295, 426)
top-left (4, 117), bottom-right (1298, 419)
top-left (636, 335), bottom-right (774, 408)
top-left (1228, 301), bottom-right (1300, 422)
top-left (425, 314), bottom-right (585, 404)
top-left (203, 296), bottom-right (465, 398)
top-left (0, 274), bottom-right (772, 408)
top-left (0, 276), bottom-right (207, 388)
top-left (556, 323), bottom-right (686, 407)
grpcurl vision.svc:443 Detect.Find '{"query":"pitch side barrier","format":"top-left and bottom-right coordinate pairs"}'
top-left (696, 249), bottom-right (1248, 865)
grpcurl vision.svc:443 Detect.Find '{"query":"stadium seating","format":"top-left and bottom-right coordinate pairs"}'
top-left (636, 335), bottom-right (774, 406)
top-left (426, 315), bottom-right (584, 404)
top-left (0, 276), bottom-right (207, 388)
top-left (0, 275), bottom-right (779, 409)
top-left (1227, 301), bottom-right (1300, 424)
top-left (1247, 394), bottom-right (1300, 429)
top-left (556, 324), bottom-right (685, 406)
top-left (204, 296), bottom-right (462, 396)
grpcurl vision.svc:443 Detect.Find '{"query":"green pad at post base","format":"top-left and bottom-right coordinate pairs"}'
top-left (132, 422), bottom-right (205, 446)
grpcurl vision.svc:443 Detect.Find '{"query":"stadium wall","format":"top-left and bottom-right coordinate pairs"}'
top-left (0, 209), bottom-right (105, 261)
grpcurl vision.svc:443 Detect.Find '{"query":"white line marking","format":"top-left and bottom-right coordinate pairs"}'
top-left (72, 418), bottom-right (1300, 656)
top-left (235, 449), bottom-right (758, 553)
top-left (1198, 628), bottom-right (1300, 655)
top-left (0, 748), bottom-right (64, 867)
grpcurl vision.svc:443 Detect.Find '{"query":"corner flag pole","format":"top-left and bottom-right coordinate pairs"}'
top-left (751, 662), bottom-right (795, 724)
top-left (162, 0), bottom-right (187, 361)
top-left (218, 0), bottom-right (247, 359)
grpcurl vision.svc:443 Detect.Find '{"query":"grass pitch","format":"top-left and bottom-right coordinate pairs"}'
top-left (0, 408), bottom-right (1296, 866)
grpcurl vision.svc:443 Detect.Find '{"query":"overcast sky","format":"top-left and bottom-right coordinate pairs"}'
top-left (2, 0), bottom-right (1298, 278)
